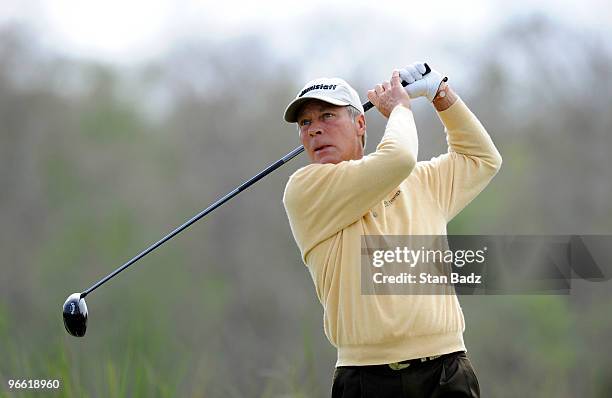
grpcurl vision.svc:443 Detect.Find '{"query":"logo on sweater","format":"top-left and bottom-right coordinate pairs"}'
top-left (384, 190), bottom-right (401, 208)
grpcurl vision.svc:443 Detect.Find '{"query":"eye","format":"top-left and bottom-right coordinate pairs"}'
top-left (323, 112), bottom-right (334, 119)
top-left (299, 119), bottom-right (311, 127)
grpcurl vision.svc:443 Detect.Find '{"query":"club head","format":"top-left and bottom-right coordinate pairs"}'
top-left (63, 293), bottom-right (88, 337)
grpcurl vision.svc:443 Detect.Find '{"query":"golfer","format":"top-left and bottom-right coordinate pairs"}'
top-left (283, 63), bottom-right (501, 397)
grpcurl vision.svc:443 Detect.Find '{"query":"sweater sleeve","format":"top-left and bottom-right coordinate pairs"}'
top-left (413, 98), bottom-right (502, 222)
top-left (283, 105), bottom-right (418, 261)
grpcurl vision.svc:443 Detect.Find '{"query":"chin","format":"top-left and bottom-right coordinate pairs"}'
top-left (315, 155), bottom-right (341, 164)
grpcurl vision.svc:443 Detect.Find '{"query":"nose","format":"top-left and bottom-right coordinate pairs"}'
top-left (308, 121), bottom-right (323, 137)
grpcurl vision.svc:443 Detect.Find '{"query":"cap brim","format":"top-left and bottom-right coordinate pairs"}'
top-left (283, 94), bottom-right (351, 123)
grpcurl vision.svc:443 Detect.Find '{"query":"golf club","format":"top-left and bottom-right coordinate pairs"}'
top-left (62, 64), bottom-right (432, 337)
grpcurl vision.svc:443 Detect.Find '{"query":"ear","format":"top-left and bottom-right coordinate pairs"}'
top-left (356, 113), bottom-right (366, 137)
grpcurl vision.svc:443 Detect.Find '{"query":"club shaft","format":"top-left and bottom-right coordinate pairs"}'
top-left (81, 145), bottom-right (305, 298)
top-left (80, 64), bottom-right (432, 298)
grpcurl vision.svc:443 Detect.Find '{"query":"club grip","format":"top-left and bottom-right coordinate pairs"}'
top-left (362, 63), bottom-right (431, 112)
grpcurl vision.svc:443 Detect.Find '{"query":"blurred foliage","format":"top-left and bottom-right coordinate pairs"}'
top-left (1, 14), bottom-right (611, 397)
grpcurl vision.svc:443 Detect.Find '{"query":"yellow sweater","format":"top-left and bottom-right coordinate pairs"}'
top-left (283, 99), bottom-right (502, 366)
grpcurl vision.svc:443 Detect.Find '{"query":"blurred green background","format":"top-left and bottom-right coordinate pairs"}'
top-left (1, 2), bottom-right (611, 397)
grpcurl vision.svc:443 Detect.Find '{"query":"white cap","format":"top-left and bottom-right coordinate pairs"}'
top-left (283, 77), bottom-right (364, 123)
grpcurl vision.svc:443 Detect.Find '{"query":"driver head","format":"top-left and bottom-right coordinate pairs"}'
top-left (62, 293), bottom-right (88, 337)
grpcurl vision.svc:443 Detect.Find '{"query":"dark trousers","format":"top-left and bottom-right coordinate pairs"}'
top-left (332, 351), bottom-right (480, 398)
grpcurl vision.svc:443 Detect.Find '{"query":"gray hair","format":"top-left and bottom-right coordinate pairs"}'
top-left (296, 105), bottom-right (367, 148)
top-left (346, 105), bottom-right (367, 149)
top-left (345, 105), bottom-right (362, 121)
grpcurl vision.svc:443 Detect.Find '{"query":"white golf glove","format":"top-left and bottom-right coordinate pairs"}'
top-left (399, 62), bottom-right (446, 102)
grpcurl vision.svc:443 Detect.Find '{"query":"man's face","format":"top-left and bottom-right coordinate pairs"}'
top-left (297, 100), bottom-right (366, 165)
